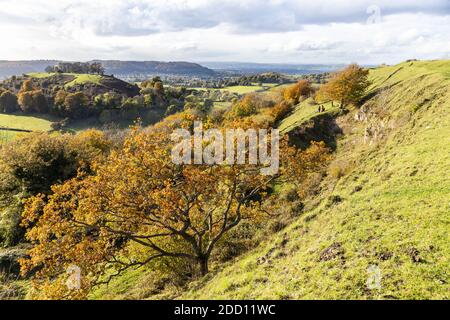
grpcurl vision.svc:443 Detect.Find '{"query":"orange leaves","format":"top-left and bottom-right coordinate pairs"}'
top-left (270, 101), bottom-right (293, 123)
top-left (316, 64), bottom-right (370, 107)
top-left (283, 80), bottom-right (313, 104)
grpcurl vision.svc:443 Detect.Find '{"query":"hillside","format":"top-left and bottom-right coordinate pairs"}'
top-left (94, 60), bottom-right (450, 300)
top-left (0, 60), bottom-right (216, 80)
top-left (2, 72), bottom-right (140, 97)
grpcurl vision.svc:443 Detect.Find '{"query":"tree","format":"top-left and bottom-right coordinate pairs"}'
top-left (16, 80), bottom-right (47, 113)
top-left (0, 91), bottom-right (19, 113)
top-left (228, 94), bottom-right (260, 118)
top-left (30, 90), bottom-right (47, 113)
top-left (270, 101), bottom-right (293, 123)
top-left (63, 92), bottom-right (89, 118)
top-left (17, 92), bottom-right (34, 113)
top-left (20, 80), bottom-right (33, 93)
top-left (20, 125), bottom-right (330, 299)
top-left (283, 80), bottom-right (313, 104)
top-left (0, 131), bottom-right (111, 247)
top-left (316, 64), bottom-right (370, 108)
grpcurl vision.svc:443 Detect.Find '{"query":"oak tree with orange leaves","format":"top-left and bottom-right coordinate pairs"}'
top-left (316, 64), bottom-right (370, 108)
top-left (21, 123), bottom-right (330, 299)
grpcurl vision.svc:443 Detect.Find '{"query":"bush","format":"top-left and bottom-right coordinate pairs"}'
top-left (270, 101), bottom-right (293, 123)
top-left (329, 160), bottom-right (353, 180)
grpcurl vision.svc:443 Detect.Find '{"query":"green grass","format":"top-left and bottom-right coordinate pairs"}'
top-left (0, 113), bottom-right (54, 131)
top-left (0, 113), bottom-right (56, 142)
top-left (35, 60), bottom-right (450, 300)
top-left (278, 98), bottom-right (339, 133)
top-left (64, 74), bottom-right (103, 88)
top-left (219, 85), bottom-right (265, 94)
top-left (176, 60), bottom-right (450, 299)
top-left (212, 101), bottom-right (232, 111)
top-left (27, 72), bottom-right (57, 78)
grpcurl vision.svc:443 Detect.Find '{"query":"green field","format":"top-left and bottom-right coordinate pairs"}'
top-left (212, 101), bottom-right (232, 111)
top-left (27, 72), bottom-right (57, 78)
top-left (0, 113), bottom-right (55, 142)
top-left (64, 74), bottom-right (103, 88)
top-left (219, 85), bottom-right (265, 94)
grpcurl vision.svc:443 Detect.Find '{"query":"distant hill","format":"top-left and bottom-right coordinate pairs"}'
top-left (0, 60), bottom-right (216, 80)
top-left (200, 61), bottom-right (344, 75)
top-left (0, 60), bottom-right (58, 80)
top-left (94, 60), bottom-right (216, 77)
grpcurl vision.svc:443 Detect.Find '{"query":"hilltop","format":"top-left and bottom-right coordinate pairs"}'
top-left (2, 72), bottom-right (140, 98)
top-left (92, 60), bottom-right (450, 300)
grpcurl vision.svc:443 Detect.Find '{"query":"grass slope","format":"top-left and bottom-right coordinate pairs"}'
top-left (278, 98), bottom-right (339, 133)
top-left (90, 61), bottom-right (450, 300)
top-left (179, 61), bottom-right (450, 300)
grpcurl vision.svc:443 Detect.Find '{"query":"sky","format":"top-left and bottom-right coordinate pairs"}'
top-left (0, 0), bottom-right (449, 64)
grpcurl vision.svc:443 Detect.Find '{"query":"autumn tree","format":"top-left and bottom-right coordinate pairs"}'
top-left (0, 90), bottom-right (19, 113)
top-left (21, 125), bottom-right (330, 299)
top-left (62, 92), bottom-right (89, 118)
top-left (270, 101), bottom-right (293, 123)
top-left (316, 64), bottom-right (370, 108)
top-left (228, 93), bottom-right (275, 119)
top-left (283, 80), bottom-right (313, 104)
top-left (0, 131), bottom-right (111, 247)
top-left (17, 80), bottom-right (47, 113)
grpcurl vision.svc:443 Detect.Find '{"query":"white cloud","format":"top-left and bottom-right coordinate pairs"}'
top-left (0, 0), bottom-right (449, 63)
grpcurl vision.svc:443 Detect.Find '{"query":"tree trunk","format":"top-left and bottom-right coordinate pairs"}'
top-left (198, 256), bottom-right (209, 276)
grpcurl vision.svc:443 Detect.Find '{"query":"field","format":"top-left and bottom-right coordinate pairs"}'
top-left (212, 101), bottom-right (232, 111)
top-left (27, 72), bottom-right (57, 78)
top-left (64, 74), bottom-right (103, 88)
top-left (0, 113), bottom-right (55, 142)
top-left (219, 85), bottom-right (265, 94)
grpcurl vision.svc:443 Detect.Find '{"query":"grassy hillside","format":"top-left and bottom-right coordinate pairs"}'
top-left (278, 99), bottom-right (339, 133)
top-left (91, 60), bottom-right (449, 300)
top-left (179, 60), bottom-right (450, 299)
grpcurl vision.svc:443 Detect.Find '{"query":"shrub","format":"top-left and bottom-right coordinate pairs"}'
top-left (270, 101), bottom-right (293, 123)
top-left (283, 80), bottom-right (313, 104)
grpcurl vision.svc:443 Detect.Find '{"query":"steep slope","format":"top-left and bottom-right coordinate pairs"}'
top-left (179, 60), bottom-right (450, 299)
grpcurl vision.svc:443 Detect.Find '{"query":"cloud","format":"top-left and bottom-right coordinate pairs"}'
top-left (0, 0), bottom-right (449, 63)
top-left (2, 0), bottom-right (450, 37)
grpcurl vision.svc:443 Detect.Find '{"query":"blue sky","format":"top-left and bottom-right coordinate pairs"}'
top-left (0, 0), bottom-right (449, 64)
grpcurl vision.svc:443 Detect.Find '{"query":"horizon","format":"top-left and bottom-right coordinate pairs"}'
top-left (0, 0), bottom-right (449, 64)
